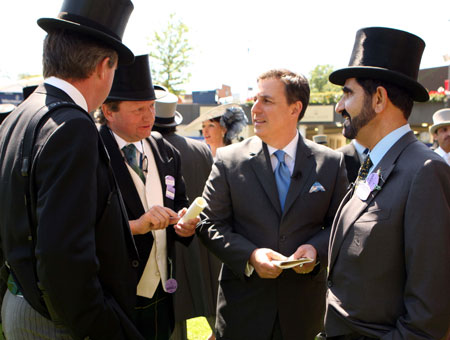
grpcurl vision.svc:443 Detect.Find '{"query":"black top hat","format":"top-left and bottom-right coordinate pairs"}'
top-left (329, 27), bottom-right (429, 102)
top-left (106, 55), bottom-right (167, 101)
top-left (37, 0), bottom-right (134, 65)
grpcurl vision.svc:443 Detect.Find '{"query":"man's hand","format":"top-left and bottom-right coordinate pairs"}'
top-left (173, 207), bottom-right (199, 237)
top-left (129, 205), bottom-right (179, 235)
top-left (249, 248), bottom-right (287, 279)
top-left (289, 244), bottom-right (318, 274)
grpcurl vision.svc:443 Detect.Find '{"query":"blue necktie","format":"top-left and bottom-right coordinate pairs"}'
top-left (122, 144), bottom-right (146, 183)
top-left (274, 150), bottom-right (291, 211)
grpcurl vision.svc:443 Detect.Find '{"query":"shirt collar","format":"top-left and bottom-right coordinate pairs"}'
top-left (352, 139), bottom-right (368, 155)
top-left (44, 76), bottom-right (88, 112)
top-left (111, 131), bottom-right (145, 154)
top-left (267, 132), bottom-right (299, 160)
top-left (369, 124), bottom-right (411, 171)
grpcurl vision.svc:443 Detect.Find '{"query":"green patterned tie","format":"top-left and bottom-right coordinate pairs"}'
top-left (122, 144), bottom-right (146, 183)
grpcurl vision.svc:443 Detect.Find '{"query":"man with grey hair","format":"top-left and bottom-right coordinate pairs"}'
top-left (0, 0), bottom-right (144, 339)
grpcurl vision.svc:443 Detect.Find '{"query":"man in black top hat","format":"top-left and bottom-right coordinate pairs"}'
top-left (0, 1), bottom-right (145, 339)
top-left (98, 54), bottom-right (198, 340)
top-left (325, 27), bottom-right (450, 340)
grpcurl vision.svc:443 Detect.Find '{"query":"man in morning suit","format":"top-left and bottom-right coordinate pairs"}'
top-left (0, 0), bottom-right (145, 339)
top-left (98, 54), bottom-right (198, 340)
top-left (152, 92), bottom-right (220, 340)
top-left (197, 69), bottom-right (349, 340)
top-left (325, 27), bottom-right (450, 340)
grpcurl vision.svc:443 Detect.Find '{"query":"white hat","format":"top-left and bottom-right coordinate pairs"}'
top-left (313, 134), bottom-right (328, 145)
top-left (183, 103), bottom-right (242, 131)
top-left (429, 108), bottom-right (450, 135)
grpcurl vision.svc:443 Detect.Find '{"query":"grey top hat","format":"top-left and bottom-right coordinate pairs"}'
top-left (429, 108), bottom-right (450, 135)
top-left (313, 134), bottom-right (328, 145)
top-left (37, 0), bottom-right (135, 64)
top-left (329, 27), bottom-right (429, 102)
top-left (154, 92), bottom-right (182, 127)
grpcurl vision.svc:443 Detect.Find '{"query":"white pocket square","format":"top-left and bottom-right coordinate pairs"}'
top-left (309, 182), bottom-right (326, 193)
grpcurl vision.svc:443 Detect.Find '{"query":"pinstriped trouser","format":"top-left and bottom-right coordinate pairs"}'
top-left (1, 290), bottom-right (74, 340)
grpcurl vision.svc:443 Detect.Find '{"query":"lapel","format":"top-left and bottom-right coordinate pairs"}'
top-left (146, 135), bottom-right (173, 209)
top-left (99, 125), bottom-right (145, 219)
top-left (249, 138), bottom-right (282, 216)
top-left (283, 136), bottom-right (315, 216)
top-left (329, 132), bottom-right (418, 269)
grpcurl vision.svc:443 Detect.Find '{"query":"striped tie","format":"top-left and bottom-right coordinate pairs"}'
top-left (122, 144), bottom-right (146, 183)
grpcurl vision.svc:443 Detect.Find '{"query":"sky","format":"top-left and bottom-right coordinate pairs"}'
top-left (1, 0), bottom-right (450, 99)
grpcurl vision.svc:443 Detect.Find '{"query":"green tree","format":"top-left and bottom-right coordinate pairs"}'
top-left (147, 13), bottom-right (193, 95)
top-left (309, 64), bottom-right (341, 93)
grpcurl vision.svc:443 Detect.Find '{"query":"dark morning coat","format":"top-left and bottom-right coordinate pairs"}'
top-left (326, 131), bottom-right (450, 340)
top-left (337, 142), bottom-right (362, 184)
top-left (162, 132), bottom-right (221, 321)
top-left (196, 135), bottom-right (349, 340)
top-left (0, 84), bottom-right (143, 340)
top-left (99, 126), bottom-right (190, 282)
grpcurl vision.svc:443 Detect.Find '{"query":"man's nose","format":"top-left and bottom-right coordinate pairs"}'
top-left (335, 98), bottom-right (344, 114)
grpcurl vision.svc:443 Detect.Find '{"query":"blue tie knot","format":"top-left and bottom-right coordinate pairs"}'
top-left (274, 150), bottom-right (286, 164)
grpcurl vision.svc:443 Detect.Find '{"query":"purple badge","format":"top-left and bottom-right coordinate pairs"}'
top-left (366, 172), bottom-right (379, 191)
top-left (165, 278), bottom-right (178, 293)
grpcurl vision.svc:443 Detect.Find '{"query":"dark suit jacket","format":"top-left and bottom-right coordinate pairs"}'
top-left (326, 132), bottom-right (450, 339)
top-left (99, 126), bottom-right (190, 281)
top-left (197, 135), bottom-right (348, 340)
top-left (337, 143), bottom-right (361, 184)
top-left (0, 84), bottom-right (143, 340)
top-left (162, 132), bottom-right (221, 321)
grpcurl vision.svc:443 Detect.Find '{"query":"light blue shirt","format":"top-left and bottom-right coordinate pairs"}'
top-left (368, 124), bottom-right (411, 174)
top-left (267, 133), bottom-right (299, 175)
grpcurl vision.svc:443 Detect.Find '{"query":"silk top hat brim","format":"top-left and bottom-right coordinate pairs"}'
top-left (329, 27), bottom-right (429, 102)
top-left (37, 0), bottom-right (134, 65)
top-left (107, 55), bottom-right (167, 101)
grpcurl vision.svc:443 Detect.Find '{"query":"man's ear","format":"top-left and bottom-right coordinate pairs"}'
top-left (292, 101), bottom-right (302, 119)
top-left (96, 57), bottom-right (111, 80)
top-left (373, 86), bottom-right (388, 113)
top-left (101, 103), bottom-right (113, 121)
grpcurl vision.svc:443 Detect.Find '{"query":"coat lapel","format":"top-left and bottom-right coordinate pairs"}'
top-left (99, 125), bottom-right (145, 220)
top-left (329, 131), bottom-right (418, 269)
top-left (283, 136), bottom-right (315, 216)
top-left (249, 138), bottom-right (282, 216)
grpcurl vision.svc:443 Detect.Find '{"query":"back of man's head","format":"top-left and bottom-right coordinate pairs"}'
top-left (43, 29), bottom-right (118, 81)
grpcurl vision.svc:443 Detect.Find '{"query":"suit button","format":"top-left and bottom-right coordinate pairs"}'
top-left (327, 280), bottom-right (333, 288)
top-left (132, 260), bottom-right (139, 268)
top-left (280, 235), bottom-right (286, 242)
top-left (156, 271), bottom-right (160, 276)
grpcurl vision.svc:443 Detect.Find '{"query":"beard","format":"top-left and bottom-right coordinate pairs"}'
top-left (341, 95), bottom-right (376, 140)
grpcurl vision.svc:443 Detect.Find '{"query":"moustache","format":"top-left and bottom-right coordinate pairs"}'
top-left (341, 110), bottom-right (351, 121)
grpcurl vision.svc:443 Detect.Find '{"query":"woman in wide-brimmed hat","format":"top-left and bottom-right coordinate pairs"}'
top-left (185, 103), bottom-right (248, 157)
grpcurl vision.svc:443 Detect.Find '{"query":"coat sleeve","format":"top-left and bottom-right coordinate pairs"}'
top-left (34, 116), bottom-right (132, 340)
top-left (196, 156), bottom-right (258, 280)
top-left (383, 159), bottom-right (450, 340)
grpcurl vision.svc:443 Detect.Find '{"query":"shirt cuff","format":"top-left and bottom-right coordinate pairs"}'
top-left (245, 262), bottom-right (254, 277)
